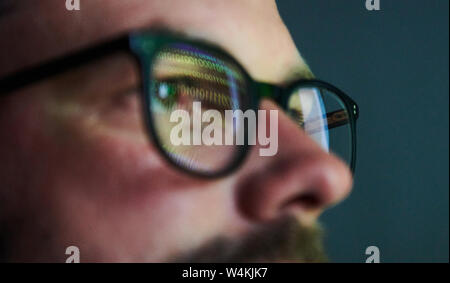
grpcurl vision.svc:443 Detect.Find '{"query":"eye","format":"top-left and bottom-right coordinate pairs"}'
top-left (154, 80), bottom-right (178, 109)
top-left (156, 81), bottom-right (176, 99)
top-left (153, 76), bottom-right (231, 113)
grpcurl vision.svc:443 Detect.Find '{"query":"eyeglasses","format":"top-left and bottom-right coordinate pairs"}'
top-left (0, 30), bottom-right (359, 178)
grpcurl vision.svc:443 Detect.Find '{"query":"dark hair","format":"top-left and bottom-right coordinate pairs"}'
top-left (0, 1), bottom-right (16, 17)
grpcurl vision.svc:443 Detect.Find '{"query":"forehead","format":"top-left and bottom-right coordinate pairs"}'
top-left (0, 0), bottom-right (310, 82)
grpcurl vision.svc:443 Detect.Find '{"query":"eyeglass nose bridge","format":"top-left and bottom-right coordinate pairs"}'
top-left (254, 82), bottom-right (285, 107)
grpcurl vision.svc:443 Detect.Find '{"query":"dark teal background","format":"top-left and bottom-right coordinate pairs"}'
top-left (277, 0), bottom-right (449, 262)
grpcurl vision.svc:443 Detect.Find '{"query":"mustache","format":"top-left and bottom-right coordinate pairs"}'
top-left (171, 216), bottom-right (328, 263)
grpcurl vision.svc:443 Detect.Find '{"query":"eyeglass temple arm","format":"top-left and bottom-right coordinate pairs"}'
top-left (298, 109), bottom-right (351, 134)
top-left (325, 109), bottom-right (350, 129)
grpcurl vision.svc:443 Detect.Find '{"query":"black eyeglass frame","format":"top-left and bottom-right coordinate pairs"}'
top-left (0, 30), bottom-right (359, 178)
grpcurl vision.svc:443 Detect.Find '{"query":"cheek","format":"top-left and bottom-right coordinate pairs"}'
top-left (51, 129), bottom-right (239, 260)
top-left (1, 90), bottom-right (243, 261)
top-left (48, 131), bottom-right (238, 261)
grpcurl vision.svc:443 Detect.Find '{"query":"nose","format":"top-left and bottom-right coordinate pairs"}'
top-left (235, 100), bottom-right (353, 221)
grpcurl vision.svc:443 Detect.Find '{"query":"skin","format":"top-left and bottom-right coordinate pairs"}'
top-left (0, 0), bottom-right (352, 262)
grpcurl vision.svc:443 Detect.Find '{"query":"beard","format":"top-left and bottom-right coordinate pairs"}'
top-left (171, 215), bottom-right (328, 263)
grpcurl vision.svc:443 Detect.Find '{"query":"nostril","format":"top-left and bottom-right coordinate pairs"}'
top-left (282, 191), bottom-right (323, 211)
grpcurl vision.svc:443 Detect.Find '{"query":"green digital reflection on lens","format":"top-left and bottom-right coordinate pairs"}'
top-left (149, 42), bottom-right (249, 175)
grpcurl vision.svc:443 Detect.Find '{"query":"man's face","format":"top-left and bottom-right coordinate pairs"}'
top-left (0, 0), bottom-right (352, 262)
